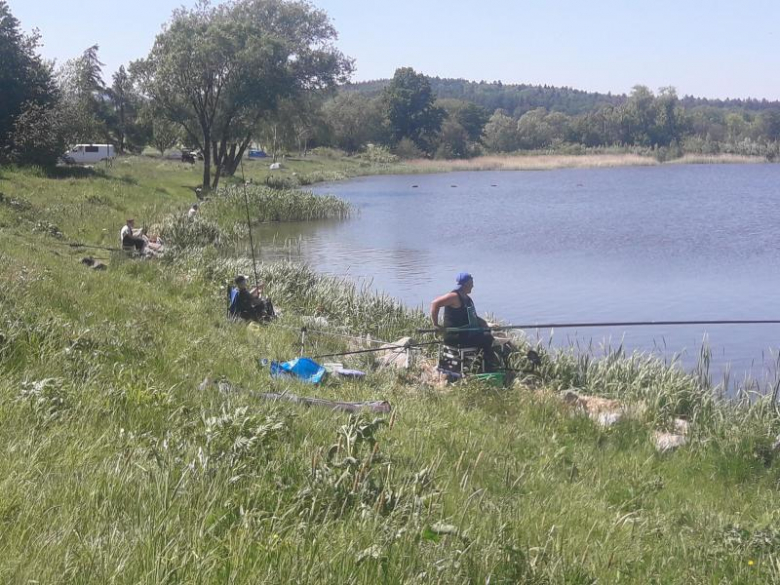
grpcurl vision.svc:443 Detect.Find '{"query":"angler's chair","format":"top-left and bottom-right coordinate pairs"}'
top-left (438, 344), bottom-right (484, 375)
top-left (227, 284), bottom-right (240, 319)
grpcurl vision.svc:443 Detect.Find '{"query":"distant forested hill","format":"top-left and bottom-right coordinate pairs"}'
top-left (344, 77), bottom-right (780, 116)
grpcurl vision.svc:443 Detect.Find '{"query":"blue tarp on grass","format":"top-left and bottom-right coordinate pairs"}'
top-left (268, 357), bottom-right (327, 384)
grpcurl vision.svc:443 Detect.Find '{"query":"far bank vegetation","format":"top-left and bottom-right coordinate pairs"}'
top-left (2, 0), bottom-right (780, 196)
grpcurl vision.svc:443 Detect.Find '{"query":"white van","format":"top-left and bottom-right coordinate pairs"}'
top-left (62, 144), bottom-right (116, 164)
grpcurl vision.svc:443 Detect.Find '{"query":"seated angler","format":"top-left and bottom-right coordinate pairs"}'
top-left (430, 272), bottom-right (499, 372)
top-left (229, 274), bottom-right (275, 322)
top-left (120, 218), bottom-right (146, 252)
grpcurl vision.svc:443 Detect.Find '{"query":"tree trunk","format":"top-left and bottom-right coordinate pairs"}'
top-left (211, 138), bottom-right (227, 190)
top-left (224, 143), bottom-right (237, 176)
top-left (202, 128), bottom-right (211, 190)
top-left (118, 102), bottom-right (126, 153)
top-left (212, 140), bottom-right (220, 169)
top-left (271, 125), bottom-right (278, 162)
top-left (223, 135), bottom-right (252, 177)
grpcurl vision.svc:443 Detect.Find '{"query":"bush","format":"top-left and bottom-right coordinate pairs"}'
top-left (8, 102), bottom-right (67, 169)
top-left (358, 144), bottom-right (398, 164)
top-left (393, 138), bottom-right (424, 160)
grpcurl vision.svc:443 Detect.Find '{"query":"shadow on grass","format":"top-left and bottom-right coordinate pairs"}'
top-left (44, 165), bottom-right (138, 185)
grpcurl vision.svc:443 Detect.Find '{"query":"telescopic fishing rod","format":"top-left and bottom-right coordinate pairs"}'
top-left (417, 319), bottom-right (780, 334)
top-left (239, 158), bottom-right (261, 288)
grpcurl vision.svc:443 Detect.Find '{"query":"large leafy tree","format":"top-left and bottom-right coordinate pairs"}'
top-left (57, 44), bottom-right (111, 143)
top-left (321, 93), bottom-right (385, 152)
top-left (755, 109), bottom-right (780, 142)
top-left (0, 0), bottom-right (59, 162)
top-left (137, 0), bottom-right (352, 190)
top-left (432, 99), bottom-right (488, 158)
top-left (482, 110), bottom-right (519, 153)
top-left (150, 117), bottom-right (180, 156)
top-left (107, 65), bottom-right (150, 153)
top-left (382, 67), bottom-right (444, 154)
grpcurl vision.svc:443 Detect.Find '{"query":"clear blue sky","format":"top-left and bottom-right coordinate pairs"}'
top-left (9, 0), bottom-right (780, 100)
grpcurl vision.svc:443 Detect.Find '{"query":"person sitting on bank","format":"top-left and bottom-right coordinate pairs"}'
top-left (230, 274), bottom-right (275, 322)
top-left (120, 218), bottom-right (146, 252)
top-left (430, 272), bottom-right (499, 372)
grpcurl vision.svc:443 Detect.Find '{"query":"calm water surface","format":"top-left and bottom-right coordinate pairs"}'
top-left (255, 164), bottom-right (780, 384)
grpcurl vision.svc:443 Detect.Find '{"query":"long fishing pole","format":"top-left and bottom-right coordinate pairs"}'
top-left (7, 231), bottom-right (122, 253)
top-left (239, 157), bottom-right (260, 287)
top-left (417, 319), bottom-right (780, 334)
top-left (311, 340), bottom-right (441, 360)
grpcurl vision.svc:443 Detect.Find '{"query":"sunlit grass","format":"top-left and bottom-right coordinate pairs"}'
top-left (2, 156), bottom-right (780, 582)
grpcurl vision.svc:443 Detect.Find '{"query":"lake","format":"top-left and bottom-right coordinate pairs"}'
top-left (255, 164), bottom-right (780, 386)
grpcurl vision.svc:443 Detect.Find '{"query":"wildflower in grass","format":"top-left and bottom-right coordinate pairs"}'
top-left (748, 560), bottom-right (755, 566)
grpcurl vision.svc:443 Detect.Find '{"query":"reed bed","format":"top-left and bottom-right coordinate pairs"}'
top-left (205, 184), bottom-right (351, 225)
top-left (403, 153), bottom-right (660, 173)
top-left (670, 153), bottom-right (768, 165)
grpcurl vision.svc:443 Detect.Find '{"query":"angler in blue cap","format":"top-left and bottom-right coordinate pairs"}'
top-left (430, 272), bottom-right (499, 372)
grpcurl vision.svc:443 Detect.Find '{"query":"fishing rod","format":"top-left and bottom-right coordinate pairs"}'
top-left (417, 319), bottom-right (780, 334)
top-left (7, 231), bottom-right (122, 253)
top-left (311, 340), bottom-right (441, 360)
top-left (65, 242), bottom-right (121, 252)
top-left (239, 158), bottom-right (261, 288)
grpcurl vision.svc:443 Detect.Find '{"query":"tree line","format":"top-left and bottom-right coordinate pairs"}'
top-left (328, 77), bottom-right (780, 161)
top-left (2, 0), bottom-right (780, 191)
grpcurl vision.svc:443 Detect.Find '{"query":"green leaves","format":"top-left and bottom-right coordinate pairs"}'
top-left (382, 67), bottom-right (445, 155)
top-left (138, 0), bottom-right (352, 189)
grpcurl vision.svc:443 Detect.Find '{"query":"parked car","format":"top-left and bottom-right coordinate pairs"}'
top-left (181, 150), bottom-right (204, 163)
top-left (61, 144), bottom-right (116, 165)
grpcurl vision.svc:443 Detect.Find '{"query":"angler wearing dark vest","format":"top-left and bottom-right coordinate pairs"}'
top-left (430, 272), bottom-right (499, 373)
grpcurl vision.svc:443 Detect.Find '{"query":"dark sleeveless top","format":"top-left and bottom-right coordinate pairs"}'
top-left (443, 289), bottom-right (475, 344)
top-left (443, 289), bottom-right (472, 328)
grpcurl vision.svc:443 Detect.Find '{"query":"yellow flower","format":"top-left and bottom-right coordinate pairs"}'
top-left (748, 560), bottom-right (755, 566)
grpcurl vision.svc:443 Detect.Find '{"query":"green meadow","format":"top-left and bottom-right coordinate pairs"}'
top-left (2, 155), bottom-right (780, 584)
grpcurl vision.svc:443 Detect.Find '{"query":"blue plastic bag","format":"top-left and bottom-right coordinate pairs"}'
top-left (268, 357), bottom-right (327, 384)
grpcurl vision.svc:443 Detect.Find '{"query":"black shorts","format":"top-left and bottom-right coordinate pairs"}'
top-left (123, 236), bottom-right (145, 251)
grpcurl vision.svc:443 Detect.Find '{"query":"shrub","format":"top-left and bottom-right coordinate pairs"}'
top-left (393, 138), bottom-right (424, 160)
top-left (358, 144), bottom-right (399, 164)
top-left (8, 102), bottom-right (67, 169)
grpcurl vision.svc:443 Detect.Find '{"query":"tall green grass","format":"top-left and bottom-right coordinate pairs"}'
top-left (3, 158), bottom-right (780, 583)
top-left (205, 184), bottom-right (351, 224)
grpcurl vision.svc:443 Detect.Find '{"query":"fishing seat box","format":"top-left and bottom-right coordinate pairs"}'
top-left (438, 344), bottom-right (483, 374)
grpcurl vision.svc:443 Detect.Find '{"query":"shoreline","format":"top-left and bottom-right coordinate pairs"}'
top-left (268, 151), bottom-right (772, 189)
top-left (382, 152), bottom-right (769, 175)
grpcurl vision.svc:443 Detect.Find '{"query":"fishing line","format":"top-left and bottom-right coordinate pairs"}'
top-left (6, 231), bottom-right (122, 253)
top-left (239, 158), bottom-right (260, 288)
top-left (417, 319), bottom-right (780, 334)
top-left (310, 340), bottom-right (441, 360)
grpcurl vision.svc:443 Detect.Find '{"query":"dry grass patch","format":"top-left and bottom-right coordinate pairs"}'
top-left (404, 153), bottom-right (660, 172)
top-left (671, 153), bottom-right (768, 165)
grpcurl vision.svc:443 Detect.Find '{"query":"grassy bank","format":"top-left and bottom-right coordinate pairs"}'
top-left (2, 159), bottom-right (780, 583)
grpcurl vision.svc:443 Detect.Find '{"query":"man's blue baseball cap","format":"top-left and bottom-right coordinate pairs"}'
top-left (455, 272), bottom-right (473, 285)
